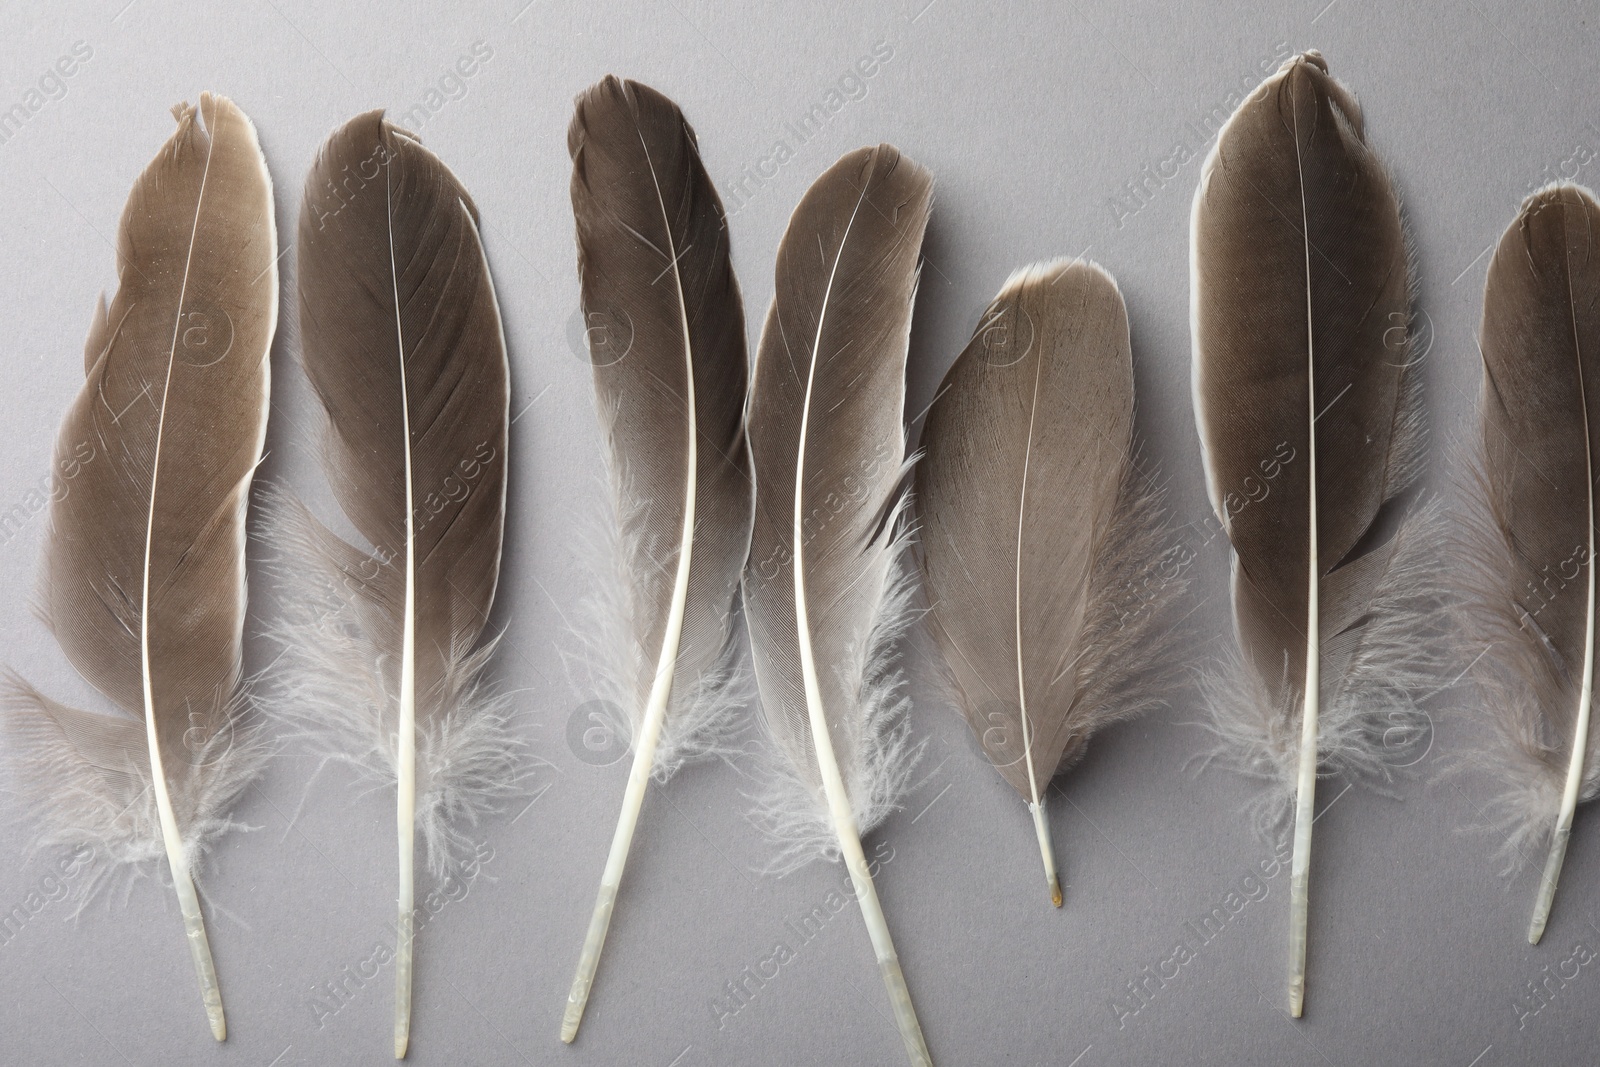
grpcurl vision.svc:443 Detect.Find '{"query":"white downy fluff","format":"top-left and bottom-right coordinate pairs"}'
top-left (261, 488), bottom-right (523, 877)
top-left (0, 674), bottom-right (268, 907)
top-left (1198, 496), bottom-right (1449, 839)
top-left (745, 516), bottom-right (925, 876)
top-left (567, 476), bottom-right (751, 782)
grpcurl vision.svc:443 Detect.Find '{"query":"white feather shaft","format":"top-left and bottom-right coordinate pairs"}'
top-left (1528, 351), bottom-right (1597, 945)
top-left (387, 166), bottom-right (418, 1061)
top-left (559, 617), bottom-right (683, 1043)
top-left (562, 145), bottom-right (702, 1040)
top-left (1288, 559), bottom-right (1319, 1018)
top-left (1027, 802), bottom-right (1061, 908)
top-left (1288, 116), bottom-right (1319, 1019)
top-left (1014, 343), bottom-right (1061, 908)
top-left (791, 203), bottom-right (929, 1066)
top-left (794, 568), bottom-right (929, 1067)
top-left (142, 120), bottom-right (226, 1043)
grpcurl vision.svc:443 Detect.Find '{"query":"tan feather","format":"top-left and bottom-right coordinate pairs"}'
top-left (3, 92), bottom-right (277, 1040)
top-left (916, 259), bottom-right (1186, 907)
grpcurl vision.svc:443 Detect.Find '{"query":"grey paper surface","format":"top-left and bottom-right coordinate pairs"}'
top-left (0, 1), bottom-right (1595, 1064)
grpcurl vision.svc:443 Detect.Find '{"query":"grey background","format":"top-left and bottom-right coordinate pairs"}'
top-left (0, 0), bottom-right (1594, 1064)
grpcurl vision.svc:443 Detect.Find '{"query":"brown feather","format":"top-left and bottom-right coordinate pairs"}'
top-left (917, 261), bottom-right (1184, 803)
top-left (743, 144), bottom-right (933, 860)
top-left (568, 76), bottom-right (753, 769)
top-left (277, 110), bottom-right (512, 1053)
top-left (41, 94), bottom-right (274, 782)
top-left (298, 112), bottom-right (507, 687)
top-left (1191, 50), bottom-right (1436, 807)
top-left (741, 141), bottom-right (935, 1067)
top-left (268, 110), bottom-right (515, 878)
top-left (3, 92), bottom-right (276, 1034)
top-left (1466, 183), bottom-right (1600, 863)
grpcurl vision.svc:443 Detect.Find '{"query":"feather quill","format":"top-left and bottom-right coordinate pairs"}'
top-left (559, 77), bottom-right (753, 1041)
top-left (743, 145), bottom-right (933, 1066)
top-left (279, 111), bottom-right (511, 1058)
top-left (1190, 51), bottom-right (1437, 1016)
top-left (1, 93), bottom-right (276, 1039)
top-left (1464, 183), bottom-right (1600, 943)
top-left (916, 260), bottom-right (1185, 907)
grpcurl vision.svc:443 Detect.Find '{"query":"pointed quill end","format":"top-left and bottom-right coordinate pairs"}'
top-left (1028, 802), bottom-right (1062, 909)
top-left (560, 1002), bottom-right (582, 1044)
top-left (1528, 825), bottom-right (1572, 946)
top-left (560, 997), bottom-right (584, 1043)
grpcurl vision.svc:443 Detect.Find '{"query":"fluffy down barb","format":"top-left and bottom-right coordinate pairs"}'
top-left (1455, 461), bottom-right (1600, 874)
top-left (261, 487), bottom-right (523, 877)
top-left (568, 477), bottom-right (751, 780)
top-left (0, 676), bottom-right (268, 904)
top-left (1199, 496), bottom-right (1450, 838)
top-left (1054, 459), bottom-right (1193, 774)
top-left (746, 525), bottom-right (925, 875)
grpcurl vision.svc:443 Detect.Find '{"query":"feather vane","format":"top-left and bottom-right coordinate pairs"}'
top-left (916, 260), bottom-right (1185, 907)
top-left (3, 92), bottom-right (277, 1040)
top-left (559, 76), bottom-right (753, 1041)
top-left (278, 111), bottom-right (511, 1058)
top-left (743, 144), bottom-right (933, 1066)
top-left (1190, 50), bottom-right (1438, 1016)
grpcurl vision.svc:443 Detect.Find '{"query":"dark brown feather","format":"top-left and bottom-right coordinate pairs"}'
top-left (297, 111), bottom-right (508, 715)
top-left (1468, 183), bottom-right (1600, 857)
top-left (1192, 51), bottom-right (1435, 801)
top-left (568, 76), bottom-right (753, 762)
top-left (267, 109), bottom-right (516, 885)
top-left (1193, 51), bottom-right (1418, 709)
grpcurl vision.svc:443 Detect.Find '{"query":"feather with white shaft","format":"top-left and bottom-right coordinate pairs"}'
top-left (743, 144), bottom-right (933, 1067)
top-left (272, 111), bottom-right (511, 1058)
top-left (559, 77), bottom-right (753, 1041)
top-left (0, 93), bottom-right (276, 1040)
top-left (1463, 183), bottom-right (1600, 943)
top-left (1191, 51), bottom-right (1441, 1016)
top-left (916, 260), bottom-right (1186, 908)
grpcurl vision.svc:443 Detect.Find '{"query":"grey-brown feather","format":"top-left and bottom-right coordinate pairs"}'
top-left (1191, 51), bottom-right (1439, 817)
top-left (917, 261), bottom-right (1187, 801)
top-left (4, 93), bottom-right (275, 880)
top-left (298, 112), bottom-right (507, 692)
top-left (1464, 183), bottom-right (1600, 865)
top-left (743, 145), bottom-right (932, 867)
top-left (567, 77), bottom-right (754, 774)
top-left (272, 111), bottom-right (515, 874)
